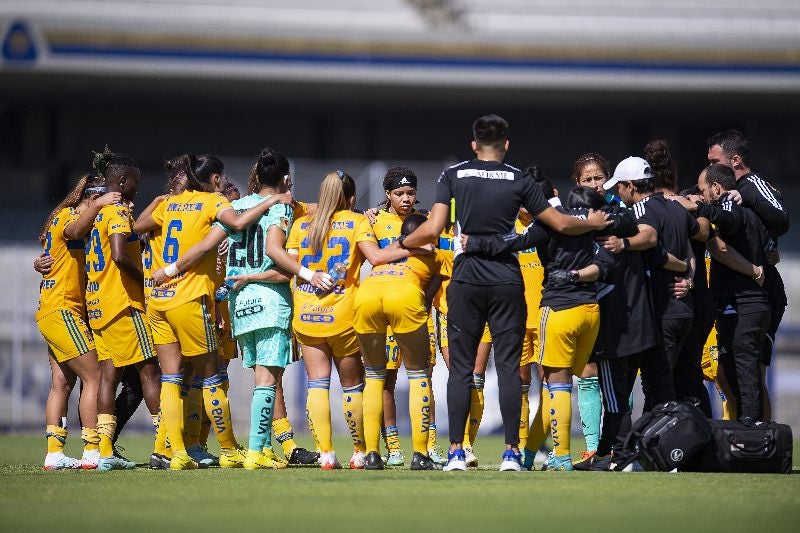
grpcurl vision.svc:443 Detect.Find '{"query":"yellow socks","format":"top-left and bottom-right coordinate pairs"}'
top-left (306, 378), bottom-right (333, 452)
top-left (407, 369), bottom-right (432, 455)
top-left (428, 422), bottom-right (438, 451)
top-left (272, 417), bottom-right (298, 456)
top-left (548, 382), bottom-right (573, 457)
top-left (96, 414), bottom-right (117, 458)
top-left (363, 368), bottom-right (386, 453)
top-left (464, 373), bottom-right (485, 446)
top-left (46, 425), bottom-right (67, 454)
top-left (184, 379), bottom-right (203, 448)
top-left (160, 374), bottom-right (186, 454)
top-left (81, 427), bottom-right (100, 453)
top-left (202, 374), bottom-right (237, 449)
top-left (519, 384), bottom-right (531, 450)
top-left (526, 383), bottom-right (550, 452)
top-left (342, 383), bottom-right (366, 453)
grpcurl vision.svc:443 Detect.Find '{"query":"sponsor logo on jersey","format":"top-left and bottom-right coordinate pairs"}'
top-left (166, 202), bottom-right (204, 212)
top-left (151, 288), bottom-right (176, 298)
top-left (456, 169), bottom-right (514, 181)
top-left (300, 313), bottom-right (334, 323)
top-left (40, 279), bottom-right (56, 289)
top-left (234, 305), bottom-right (264, 318)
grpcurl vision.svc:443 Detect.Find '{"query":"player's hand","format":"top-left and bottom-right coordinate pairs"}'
top-left (547, 269), bottom-right (572, 287)
top-left (311, 271), bottom-right (333, 293)
top-left (766, 250), bottom-right (780, 265)
top-left (602, 235), bottom-right (625, 254)
top-left (152, 267), bottom-right (168, 285)
top-left (226, 274), bottom-right (251, 291)
top-left (364, 207), bottom-right (379, 225)
top-left (671, 277), bottom-right (691, 299)
top-left (459, 234), bottom-right (469, 250)
top-left (587, 209), bottom-right (611, 230)
top-left (274, 192), bottom-right (294, 205)
top-left (410, 243), bottom-right (435, 256)
top-left (727, 189), bottom-right (743, 205)
top-left (669, 195), bottom-right (698, 212)
top-left (218, 239), bottom-right (230, 256)
top-left (33, 253), bottom-right (53, 275)
top-left (92, 192), bottom-right (122, 208)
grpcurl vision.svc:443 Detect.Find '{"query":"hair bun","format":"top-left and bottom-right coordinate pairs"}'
top-left (260, 148), bottom-right (276, 166)
top-left (91, 145), bottom-right (113, 174)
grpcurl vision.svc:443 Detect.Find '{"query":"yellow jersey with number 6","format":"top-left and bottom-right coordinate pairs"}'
top-left (286, 210), bottom-right (375, 337)
top-left (148, 190), bottom-right (232, 311)
top-left (85, 204), bottom-right (145, 329)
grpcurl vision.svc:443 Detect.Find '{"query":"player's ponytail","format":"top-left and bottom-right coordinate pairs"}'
top-left (39, 173), bottom-right (104, 244)
top-left (308, 170), bottom-right (355, 254)
top-left (91, 145), bottom-right (138, 181)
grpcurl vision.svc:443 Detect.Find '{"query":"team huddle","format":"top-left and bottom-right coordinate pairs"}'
top-left (34, 115), bottom-right (788, 473)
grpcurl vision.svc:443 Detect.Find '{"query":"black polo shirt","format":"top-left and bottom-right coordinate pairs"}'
top-left (632, 192), bottom-right (699, 320)
top-left (433, 158), bottom-right (550, 285)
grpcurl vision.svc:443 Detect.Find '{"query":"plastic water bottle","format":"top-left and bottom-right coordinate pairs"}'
top-left (315, 262), bottom-right (348, 295)
top-left (215, 279), bottom-right (235, 302)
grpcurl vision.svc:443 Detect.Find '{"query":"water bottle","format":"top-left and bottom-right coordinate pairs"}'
top-left (315, 262), bottom-right (348, 295)
top-left (215, 279), bottom-right (235, 302)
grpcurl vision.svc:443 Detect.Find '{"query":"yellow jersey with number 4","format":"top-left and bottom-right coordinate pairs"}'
top-left (148, 190), bottom-right (231, 311)
top-left (286, 210), bottom-right (375, 337)
top-left (36, 207), bottom-right (86, 321)
top-left (85, 204), bottom-right (145, 329)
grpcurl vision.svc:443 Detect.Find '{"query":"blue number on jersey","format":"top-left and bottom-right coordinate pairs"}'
top-left (85, 228), bottom-right (105, 272)
top-left (163, 220), bottom-right (182, 263)
top-left (300, 236), bottom-right (351, 270)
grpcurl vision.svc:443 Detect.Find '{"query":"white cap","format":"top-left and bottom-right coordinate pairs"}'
top-left (603, 156), bottom-right (653, 190)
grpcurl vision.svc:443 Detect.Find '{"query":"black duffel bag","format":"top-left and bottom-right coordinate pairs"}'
top-left (686, 419), bottom-right (793, 474)
top-left (626, 400), bottom-right (712, 472)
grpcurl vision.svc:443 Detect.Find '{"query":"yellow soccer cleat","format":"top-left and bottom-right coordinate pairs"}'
top-left (244, 450), bottom-right (285, 470)
top-left (169, 451), bottom-right (199, 471)
top-left (219, 446), bottom-right (246, 468)
top-left (261, 448), bottom-right (288, 469)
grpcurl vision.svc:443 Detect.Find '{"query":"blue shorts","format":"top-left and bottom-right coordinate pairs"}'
top-left (238, 327), bottom-right (291, 369)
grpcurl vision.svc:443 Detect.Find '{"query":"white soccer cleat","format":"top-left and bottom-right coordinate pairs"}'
top-left (319, 451), bottom-right (341, 470)
top-left (44, 452), bottom-right (82, 471)
top-left (80, 449), bottom-right (101, 470)
top-left (348, 450), bottom-right (366, 469)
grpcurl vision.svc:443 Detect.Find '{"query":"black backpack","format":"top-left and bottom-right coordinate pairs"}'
top-left (626, 400), bottom-right (712, 471)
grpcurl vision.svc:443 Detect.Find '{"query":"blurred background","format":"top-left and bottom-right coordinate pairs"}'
top-left (1, 1), bottom-right (798, 437)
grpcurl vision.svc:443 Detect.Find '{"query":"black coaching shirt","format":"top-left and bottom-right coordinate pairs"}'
top-left (434, 159), bottom-right (550, 285)
top-left (633, 192), bottom-right (699, 320)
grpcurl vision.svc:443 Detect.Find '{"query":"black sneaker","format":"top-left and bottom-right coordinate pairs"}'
top-left (410, 452), bottom-right (440, 470)
top-left (365, 451), bottom-right (384, 470)
top-left (288, 447), bottom-right (320, 466)
top-left (113, 445), bottom-right (132, 463)
top-left (573, 450), bottom-right (599, 471)
top-left (149, 453), bottom-right (169, 470)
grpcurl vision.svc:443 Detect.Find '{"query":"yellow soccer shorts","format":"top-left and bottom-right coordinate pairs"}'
top-left (294, 327), bottom-right (361, 358)
top-left (521, 327), bottom-right (539, 367)
top-left (435, 311), bottom-right (491, 350)
top-left (701, 326), bottom-right (719, 382)
top-left (94, 307), bottom-right (156, 368)
top-left (148, 295), bottom-right (219, 357)
top-left (538, 303), bottom-right (600, 375)
top-left (354, 284), bottom-right (428, 335)
top-left (37, 309), bottom-right (95, 363)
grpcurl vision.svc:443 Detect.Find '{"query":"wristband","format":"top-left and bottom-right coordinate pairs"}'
top-left (298, 266), bottom-right (315, 283)
top-left (164, 262), bottom-right (179, 277)
top-left (753, 266), bottom-right (764, 281)
top-left (568, 270), bottom-right (580, 283)
top-left (622, 238), bottom-right (630, 250)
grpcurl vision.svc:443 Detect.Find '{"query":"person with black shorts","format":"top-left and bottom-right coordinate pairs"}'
top-left (400, 114), bottom-right (610, 471)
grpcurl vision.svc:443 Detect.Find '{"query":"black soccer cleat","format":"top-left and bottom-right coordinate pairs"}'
top-left (288, 447), bottom-right (320, 466)
top-left (113, 445), bottom-right (132, 463)
top-left (364, 451), bottom-right (385, 470)
top-left (410, 452), bottom-right (441, 471)
top-left (149, 453), bottom-right (170, 470)
top-left (573, 450), bottom-right (599, 471)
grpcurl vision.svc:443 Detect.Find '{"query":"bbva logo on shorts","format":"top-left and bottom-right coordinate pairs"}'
top-left (670, 448), bottom-right (684, 462)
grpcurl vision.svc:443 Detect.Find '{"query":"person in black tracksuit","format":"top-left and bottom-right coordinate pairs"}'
top-left (400, 115), bottom-right (609, 470)
top-left (692, 164), bottom-right (771, 422)
top-left (707, 130), bottom-right (789, 420)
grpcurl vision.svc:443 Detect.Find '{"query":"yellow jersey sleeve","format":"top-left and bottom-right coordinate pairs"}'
top-left (36, 207), bottom-right (86, 320)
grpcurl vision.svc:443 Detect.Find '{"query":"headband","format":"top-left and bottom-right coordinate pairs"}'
top-left (384, 174), bottom-right (417, 191)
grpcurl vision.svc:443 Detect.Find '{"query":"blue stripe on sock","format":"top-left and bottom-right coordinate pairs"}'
top-left (308, 378), bottom-right (331, 390)
top-left (192, 376), bottom-right (204, 390)
top-left (407, 369), bottom-right (427, 379)
top-left (342, 383), bottom-right (365, 393)
top-left (203, 374), bottom-right (223, 387)
top-left (548, 382), bottom-right (573, 393)
top-left (161, 373), bottom-right (183, 386)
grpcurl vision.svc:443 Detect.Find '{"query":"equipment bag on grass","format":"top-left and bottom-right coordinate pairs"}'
top-left (626, 400), bottom-right (712, 471)
top-left (688, 419), bottom-right (793, 474)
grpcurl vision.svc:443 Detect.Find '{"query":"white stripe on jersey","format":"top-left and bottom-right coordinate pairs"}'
top-left (747, 175), bottom-right (783, 211)
top-left (633, 195), bottom-right (650, 219)
top-left (722, 200), bottom-right (733, 212)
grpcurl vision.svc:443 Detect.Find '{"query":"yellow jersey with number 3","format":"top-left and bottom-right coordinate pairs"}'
top-left (36, 207), bottom-right (86, 321)
top-left (85, 204), bottom-right (145, 329)
top-left (148, 190), bottom-right (232, 311)
top-left (286, 210), bottom-right (375, 337)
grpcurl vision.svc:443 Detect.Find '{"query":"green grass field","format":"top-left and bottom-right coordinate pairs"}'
top-left (1, 433), bottom-right (798, 532)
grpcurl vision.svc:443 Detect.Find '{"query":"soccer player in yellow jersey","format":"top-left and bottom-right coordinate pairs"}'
top-left (355, 213), bottom-right (443, 470)
top-left (139, 154), bottom-right (294, 470)
top-left (369, 167), bottom-right (428, 466)
top-left (286, 171), bottom-right (411, 469)
top-left (36, 174), bottom-right (120, 470)
top-left (85, 148), bottom-right (162, 472)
